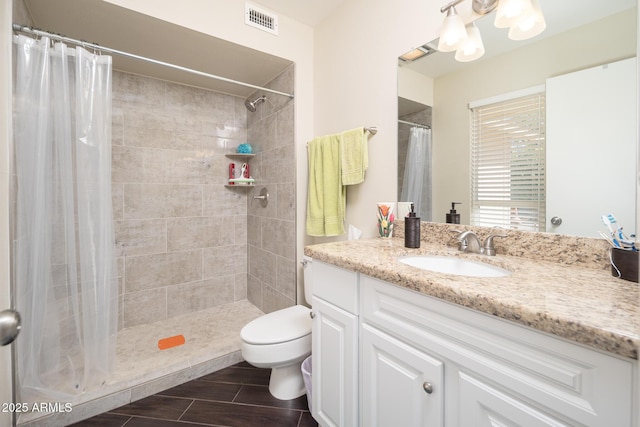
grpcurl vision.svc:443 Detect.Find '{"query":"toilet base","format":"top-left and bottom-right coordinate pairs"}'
top-left (269, 362), bottom-right (307, 400)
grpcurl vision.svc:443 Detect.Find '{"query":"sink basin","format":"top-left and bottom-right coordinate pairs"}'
top-left (398, 255), bottom-right (511, 277)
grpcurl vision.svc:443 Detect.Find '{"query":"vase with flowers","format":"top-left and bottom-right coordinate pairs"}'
top-left (377, 203), bottom-right (395, 238)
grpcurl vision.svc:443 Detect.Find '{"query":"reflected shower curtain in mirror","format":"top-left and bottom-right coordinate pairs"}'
top-left (400, 127), bottom-right (432, 220)
top-left (13, 35), bottom-right (117, 402)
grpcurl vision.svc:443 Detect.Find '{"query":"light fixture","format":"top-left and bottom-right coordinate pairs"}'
top-left (455, 22), bottom-right (485, 62)
top-left (494, 0), bottom-right (533, 28)
top-left (437, 0), bottom-right (546, 62)
top-left (437, 5), bottom-right (469, 52)
top-left (507, 0), bottom-right (545, 40)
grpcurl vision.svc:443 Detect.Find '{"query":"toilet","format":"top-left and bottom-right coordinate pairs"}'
top-left (240, 256), bottom-right (313, 400)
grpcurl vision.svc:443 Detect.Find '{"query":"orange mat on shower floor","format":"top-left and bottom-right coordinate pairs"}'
top-left (157, 334), bottom-right (185, 350)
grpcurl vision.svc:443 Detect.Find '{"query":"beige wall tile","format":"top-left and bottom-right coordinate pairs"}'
top-left (262, 284), bottom-right (294, 314)
top-left (234, 273), bottom-right (247, 301)
top-left (124, 183), bottom-right (202, 219)
top-left (276, 183), bottom-right (296, 221)
top-left (247, 274), bottom-right (263, 310)
top-left (165, 149), bottom-right (216, 185)
top-left (112, 183), bottom-right (124, 221)
top-left (123, 288), bottom-right (167, 328)
top-left (248, 245), bottom-right (276, 287)
top-left (115, 219), bottom-right (167, 257)
top-left (202, 185), bottom-right (246, 217)
top-left (276, 256), bottom-right (296, 300)
top-left (125, 250), bottom-right (202, 292)
top-left (113, 72), bottom-right (165, 109)
top-left (166, 277), bottom-right (234, 318)
top-left (203, 244), bottom-right (247, 278)
top-left (110, 68), bottom-right (294, 326)
top-left (262, 218), bottom-right (296, 260)
top-left (167, 217), bottom-right (234, 252)
top-left (112, 146), bottom-right (167, 184)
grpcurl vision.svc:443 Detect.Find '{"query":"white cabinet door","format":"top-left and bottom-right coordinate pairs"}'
top-left (361, 324), bottom-right (444, 427)
top-left (459, 371), bottom-right (573, 427)
top-left (312, 296), bottom-right (358, 427)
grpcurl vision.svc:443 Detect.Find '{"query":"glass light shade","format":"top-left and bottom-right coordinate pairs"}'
top-left (508, 0), bottom-right (546, 40)
top-left (494, 0), bottom-right (533, 29)
top-left (437, 6), bottom-right (469, 52)
top-left (455, 23), bottom-right (485, 62)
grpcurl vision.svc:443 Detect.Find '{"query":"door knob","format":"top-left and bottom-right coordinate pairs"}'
top-left (550, 216), bottom-right (562, 226)
top-left (422, 382), bottom-right (433, 394)
top-left (0, 309), bottom-right (21, 346)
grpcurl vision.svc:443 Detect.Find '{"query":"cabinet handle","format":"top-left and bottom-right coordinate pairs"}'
top-left (422, 382), bottom-right (433, 394)
top-left (310, 311), bottom-right (315, 319)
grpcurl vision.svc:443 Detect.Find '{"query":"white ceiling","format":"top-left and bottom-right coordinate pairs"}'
top-left (253, 0), bottom-right (346, 27)
top-left (21, 0), bottom-right (345, 98)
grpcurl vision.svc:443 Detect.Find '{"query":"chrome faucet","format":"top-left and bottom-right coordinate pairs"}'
top-left (455, 230), bottom-right (507, 256)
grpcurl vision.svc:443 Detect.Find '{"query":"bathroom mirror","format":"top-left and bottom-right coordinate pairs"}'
top-left (397, 0), bottom-right (637, 238)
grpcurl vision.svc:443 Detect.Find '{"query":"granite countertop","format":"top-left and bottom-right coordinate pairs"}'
top-left (304, 238), bottom-right (640, 360)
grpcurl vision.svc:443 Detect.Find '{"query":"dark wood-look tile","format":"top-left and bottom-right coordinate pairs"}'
top-left (158, 379), bottom-right (241, 402)
top-left (299, 411), bottom-right (319, 427)
top-left (75, 362), bottom-right (318, 427)
top-left (68, 413), bottom-right (131, 427)
top-left (180, 399), bottom-right (302, 427)
top-left (199, 365), bottom-right (270, 386)
top-left (117, 418), bottom-right (195, 427)
top-left (109, 395), bottom-right (192, 420)
top-left (234, 384), bottom-right (309, 410)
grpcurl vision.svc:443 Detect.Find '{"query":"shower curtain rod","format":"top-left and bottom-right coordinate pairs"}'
top-left (398, 119), bottom-right (430, 129)
top-left (12, 24), bottom-right (295, 99)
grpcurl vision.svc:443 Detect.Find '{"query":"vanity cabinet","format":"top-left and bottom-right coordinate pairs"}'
top-left (310, 261), bottom-right (359, 427)
top-left (361, 275), bottom-right (634, 427)
top-left (310, 259), bottom-right (636, 427)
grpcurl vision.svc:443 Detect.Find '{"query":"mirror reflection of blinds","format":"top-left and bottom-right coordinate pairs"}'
top-left (470, 90), bottom-right (546, 232)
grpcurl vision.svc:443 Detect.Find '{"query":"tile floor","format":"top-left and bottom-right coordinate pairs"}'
top-left (70, 362), bottom-right (317, 427)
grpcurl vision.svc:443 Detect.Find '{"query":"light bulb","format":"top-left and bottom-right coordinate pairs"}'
top-left (437, 6), bottom-right (469, 52)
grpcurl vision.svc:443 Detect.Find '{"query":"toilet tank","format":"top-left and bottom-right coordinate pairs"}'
top-left (302, 255), bottom-right (313, 306)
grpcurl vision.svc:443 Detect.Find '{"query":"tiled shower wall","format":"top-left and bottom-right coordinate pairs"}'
top-left (246, 65), bottom-right (297, 314)
top-left (112, 65), bottom-right (295, 328)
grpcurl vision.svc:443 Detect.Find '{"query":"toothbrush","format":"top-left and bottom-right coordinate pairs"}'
top-left (600, 214), bottom-right (615, 235)
top-left (598, 231), bottom-right (617, 247)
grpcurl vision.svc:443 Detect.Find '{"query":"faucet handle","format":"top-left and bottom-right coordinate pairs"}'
top-left (483, 233), bottom-right (507, 256)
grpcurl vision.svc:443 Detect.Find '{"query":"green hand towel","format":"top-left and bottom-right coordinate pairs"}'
top-left (306, 135), bottom-right (346, 236)
top-left (340, 127), bottom-right (368, 185)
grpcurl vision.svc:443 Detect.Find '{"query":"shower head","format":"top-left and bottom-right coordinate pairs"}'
top-left (244, 95), bottom-right (267, 112)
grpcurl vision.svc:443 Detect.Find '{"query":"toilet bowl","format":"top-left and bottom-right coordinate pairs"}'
top-left (240, 257), bottom-right (314, 400)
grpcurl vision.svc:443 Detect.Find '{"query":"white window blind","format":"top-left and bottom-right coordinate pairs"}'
top-left (470, 90), bottom-right (546, 231)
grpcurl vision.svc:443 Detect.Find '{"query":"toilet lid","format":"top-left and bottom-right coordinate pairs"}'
top-left (241, 305), bottom-right (312, 345)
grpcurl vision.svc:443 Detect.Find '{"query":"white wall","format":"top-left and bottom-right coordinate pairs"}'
top-left (398, 66), bottom-right (434, 107)
top-left (312, 0), bottom-right (443, 241)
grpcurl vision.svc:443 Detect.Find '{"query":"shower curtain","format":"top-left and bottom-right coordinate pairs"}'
top-left (400, 127), bottom-right (432, 220)
top-left (13, 35), bottom-right (117, 401)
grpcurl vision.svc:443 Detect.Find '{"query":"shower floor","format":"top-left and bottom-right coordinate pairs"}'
top-left (17, 300), bottom-right (264, 427)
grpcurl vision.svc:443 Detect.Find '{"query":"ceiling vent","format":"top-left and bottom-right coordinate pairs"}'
top-left (245, 3), bottom-right (279, 35)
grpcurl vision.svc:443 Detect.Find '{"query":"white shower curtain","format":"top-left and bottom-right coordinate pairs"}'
top-left (400, 127), bottom-right (432, 220)
top-left (13, 35), bottom-right (118, 402)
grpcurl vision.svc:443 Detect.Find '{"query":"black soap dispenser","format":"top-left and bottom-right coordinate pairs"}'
top-left (446, 202), bottom-right (461, 224)
top-left (404, 203), bottom-right (421, 248)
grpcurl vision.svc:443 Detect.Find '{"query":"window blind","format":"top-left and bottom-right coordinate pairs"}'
top-left (470, 90), bottom-right (546, 231)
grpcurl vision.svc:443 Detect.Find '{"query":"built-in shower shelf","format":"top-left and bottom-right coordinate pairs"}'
top-left (224, 184), bottom-right (256, 189)
top-left (225, 153), bottom-right (255, 160)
